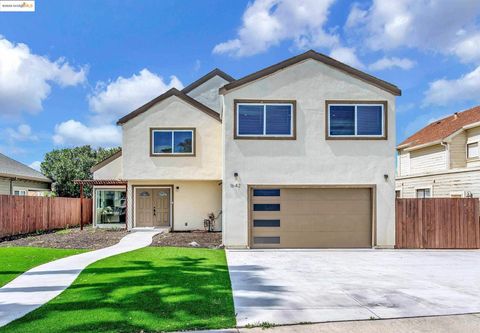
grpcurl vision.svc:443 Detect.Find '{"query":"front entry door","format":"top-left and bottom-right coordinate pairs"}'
top-left (152, 188), bottom-right (170, 227)
top-left (135, 189), bottom-right (153, 227)
top-left (135, 188), bottom-right (171, 227)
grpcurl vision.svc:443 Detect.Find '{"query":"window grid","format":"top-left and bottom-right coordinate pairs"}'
top-left (151, 129), bottom-right (194, 156)
top-left (237, 103), bottom-right (293, 138)
top-left (328, 104), bottom-right (385, 138)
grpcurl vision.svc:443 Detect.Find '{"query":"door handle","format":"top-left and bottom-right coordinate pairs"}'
top-left (153, 207), bottom-right (156, 216)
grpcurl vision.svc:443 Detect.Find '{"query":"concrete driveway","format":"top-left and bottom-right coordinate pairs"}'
top-left (226, 250), bottom-right (480, 326)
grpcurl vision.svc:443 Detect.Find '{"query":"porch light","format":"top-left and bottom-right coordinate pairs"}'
top-left (231, 172), bottom-right (241, 188)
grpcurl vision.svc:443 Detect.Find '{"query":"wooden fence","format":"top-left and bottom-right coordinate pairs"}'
top-left (0, 195), bottom-right (92, 238)
top-left (396, 198), bottom-right (480, 249)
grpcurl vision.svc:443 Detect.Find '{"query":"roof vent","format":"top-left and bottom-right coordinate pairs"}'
top-left (454, 112), bottom-right (459, 119)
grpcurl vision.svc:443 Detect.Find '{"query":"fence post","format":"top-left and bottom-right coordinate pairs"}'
top-left (80, 184), bottom-right (84, 231)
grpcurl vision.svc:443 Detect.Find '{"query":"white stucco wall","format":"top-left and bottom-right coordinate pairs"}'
top-left (222, 59), bottom-right (397, 248)
top-left (126, 180), bottom-right (222, 231)
top-left (93, 155), bottom-right (123, 180)
top-left (186, 75), bottom-right (230, 114)
top-left (121, 96), bottom-right (222, 180)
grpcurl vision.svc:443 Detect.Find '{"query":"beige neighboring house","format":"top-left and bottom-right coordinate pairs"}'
top-left (396, 106), bottom-right (480, 198)
top-left (0, 153), bottom-right (51, 196)
top-left (90, 50), bottom-right (401, 249)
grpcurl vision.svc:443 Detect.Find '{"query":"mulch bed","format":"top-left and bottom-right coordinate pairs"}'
top-left (0, 226), bottom-right (128, 250)
top-left (150, 231), bottom-right (222, 248)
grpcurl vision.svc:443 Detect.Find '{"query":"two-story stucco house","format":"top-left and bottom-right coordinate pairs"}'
top-left (396, 106), bottom-right (480, 199)
top-left (89, 50), bottom-right (401, 248)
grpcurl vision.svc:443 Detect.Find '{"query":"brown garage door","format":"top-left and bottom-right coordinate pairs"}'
top-left (250, 187), bottom-right (373, 248)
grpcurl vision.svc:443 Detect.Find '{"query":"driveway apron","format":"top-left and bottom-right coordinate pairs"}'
top-left (226, 249), bottom-right (480, 326)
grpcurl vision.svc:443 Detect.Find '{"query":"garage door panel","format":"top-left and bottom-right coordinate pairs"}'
top-left (282, 188), bottom-right (370, 201)
top-left (282, 201), bottom-right (369, 215)
top-left (251, 187), bottom-right (372, 248)
top-left (280, 215), bottom-right (371, 232)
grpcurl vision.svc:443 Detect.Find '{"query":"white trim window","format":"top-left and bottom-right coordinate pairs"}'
top-left (467, 142), bottom-right (479, 159)
top-left (151, 129), bottom-right (195, 155)
top-left (236, 103), bottom-right (294, 138)
top-left (328, 103), bottom-right (385, 138)
top-left (13, 190), bottom-right (27, 196)
top-left (416, 188), bottom-right (431, 198)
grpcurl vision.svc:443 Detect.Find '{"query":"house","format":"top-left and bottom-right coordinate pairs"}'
top-left (0, 153), bottom-right (52, 196)
top-left (89, 50), bottom-right (401, 248)
top-left (396, 106), bottom-right (480, 198)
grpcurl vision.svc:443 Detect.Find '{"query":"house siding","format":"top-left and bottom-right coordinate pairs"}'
top-left (121, 96), bottom-right (222, 181)
top-left (449, 132), bottom-right (467, 169)
top-left (0, 177), bottom-right (11, 195)
top-left (222, 58), bottom-right (396, 248)
top-left (396, 168), bottom-right (480, 198)
top-left (93, 155), bottom-right (123, 180)
top-left (186, 75), bottom-right (229, 114)
top-left (409, 144), bottom-right (446, 175)
top-left (398, 150), bottom-right (410, 176)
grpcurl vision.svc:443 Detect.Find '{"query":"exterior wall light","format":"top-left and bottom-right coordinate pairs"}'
top-left (231, 172), bottom-right (241, 188)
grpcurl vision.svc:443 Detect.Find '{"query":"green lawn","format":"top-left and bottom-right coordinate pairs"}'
top-left (0, 247), bottom-right (85, 287)
top-left (1, 247), bottom-right (236, 333)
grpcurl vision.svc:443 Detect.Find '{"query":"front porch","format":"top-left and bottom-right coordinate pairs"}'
top-left (75, 179), bottom-right (222, 232)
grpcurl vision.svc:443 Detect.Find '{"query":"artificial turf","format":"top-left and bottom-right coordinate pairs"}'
top-left (0, 247), bottom-right (85, 287)
top-left (1, 247), bottom-right (236, 333)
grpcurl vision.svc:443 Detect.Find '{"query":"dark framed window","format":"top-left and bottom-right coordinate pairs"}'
top-left (253, 204), bottom-right (280, 211)
top-left (253, 189), bottom-right (280, 196)
top-left (235, 100), bottom-right (296, 139)
top-left (254, 236), bottom-right (280, 244)
top-left (253, 219), bottom-right (281, 227)
top-left (150, 128), bottom-right (195, 156)
top-left (326, 101), bottom-right (387, 139)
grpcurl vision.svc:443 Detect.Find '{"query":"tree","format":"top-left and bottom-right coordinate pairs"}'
top-left (41, 146), bottom-right (120, 198)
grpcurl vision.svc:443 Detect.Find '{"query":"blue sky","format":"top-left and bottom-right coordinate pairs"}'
top-left (1, 0), bottom-right (480, 169)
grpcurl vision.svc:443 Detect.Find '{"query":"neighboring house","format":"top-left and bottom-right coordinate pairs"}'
top-left (89, 50), bottom-right (401, 249)
top-left (396, 106), bottom-right (480, 199)
top-left (0, 153), bottom-right (51, 196)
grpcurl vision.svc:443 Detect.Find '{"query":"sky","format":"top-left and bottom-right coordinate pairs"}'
top-left (1, 0), bottom-right (480, 170)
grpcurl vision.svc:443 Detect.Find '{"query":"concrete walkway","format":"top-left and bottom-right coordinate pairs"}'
top-left (0, 229), bottom-right (162, 327)
top-left (182, 313), bottom-right (480, 333)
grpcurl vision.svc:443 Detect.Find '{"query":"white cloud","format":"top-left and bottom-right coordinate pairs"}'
top-left (368, 57), bottom-right (415, 71)
top-left (329, 46), bottom-right (364, 69)
top-left (29, 161), bottom-right (42, 171)
top-left (5, 124), bottom-right (37, 141)
top-left (0, 37), bottom-right (87, 117)
top-left (346, 1), bottom-right (480, 63)
top-left (423, 66), bottom-right (480, 106)
top-left (452, 33), bottom-right (480, 64)
top-left (53, 69), bottom-right (183, 148)
top-left (213, 0), bottom-right (338, 57)
top-left (53, 120), bottom-right (121, 147)
top-left (88, 69), bottom-right (183, 123)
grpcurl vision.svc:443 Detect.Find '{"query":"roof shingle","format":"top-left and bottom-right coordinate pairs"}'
top-left (0, 153), bottom-right (51, 182)
top-left (399, 105), bottom-right (480, 149)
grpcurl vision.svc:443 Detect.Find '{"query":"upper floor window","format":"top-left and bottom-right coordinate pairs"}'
top-left (150, 128), bottom-right (195, 156)
top-left (467, 142), bottom-right (479, 159)
top-left (235, 101), bottom-right (296, 139)
top-left (326, 101), bottom-right (387, 140)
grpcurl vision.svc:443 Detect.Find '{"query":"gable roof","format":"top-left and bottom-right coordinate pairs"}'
top-left (398, 105), bottom-right (480, 150)
top-left (91, 149), bottom-right (122, 173)
top-left (219, 50), bottom-right (401, 96)
top-left (182, 68), bottom-right (234, 94)
top-left (117, 88), bottom-right (221, 125)
top-left (0, 153), bottom-right (51, 183)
